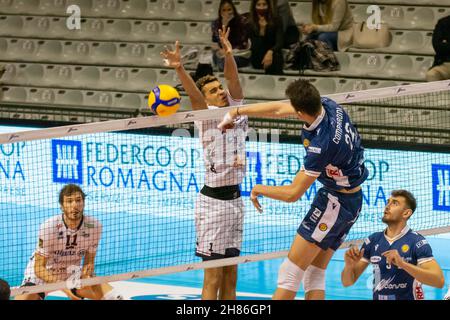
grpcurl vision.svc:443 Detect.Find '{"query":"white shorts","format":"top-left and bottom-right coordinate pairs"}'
top-left (21, 256), bottom-right (76, 299)
top-left (195, 193), bottom-right (244, 259)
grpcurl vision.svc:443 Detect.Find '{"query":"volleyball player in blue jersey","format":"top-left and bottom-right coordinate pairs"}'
top-left (219, 79), bottom-right (369, 299)
top-left (342, 190), bottom-right (445, 300)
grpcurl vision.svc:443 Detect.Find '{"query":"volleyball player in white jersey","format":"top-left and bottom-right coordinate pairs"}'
top-left (15, 184), bottom-right (123, 300)
top-left (161, 27), bottom-right (247, 300)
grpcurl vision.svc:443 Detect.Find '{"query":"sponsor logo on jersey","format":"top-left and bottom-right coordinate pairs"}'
top-left (416, 239), bottom-right (428, 249)
top-left (309, 208), bottom-right (322, 224)
top-left (81, 232), bottom-right (90, 238)
top-left (319, 223), bottom-right (328, 232)
top-left (401, 244), bottom-right (410, 253)
top-left (415, 285), bottom-right (425, 300)
top-left (364, 238), bottom-right (371, 245)
top-left (325, 165), bottom-right (343, 178)
top-left (301, 222), bottom-right (311, 231)
top-left (51, 139), bottom-right (83, 184)
top-left (432, 164), bottom-right (450, 212)
top-left (307, 146), bottom-right (322, 154)
top-left (370, 256), bottom-right (382, 263)
top-left (303, 139), bottom-right (310, 147)
top-left (374, 244), bottom-right (379, 251)
top-left (85, 223), bottom-right (95, 228)
top-left (374, 276), bottom-right (408, 292)
top-left (57, 232), bottom-right (64, 240)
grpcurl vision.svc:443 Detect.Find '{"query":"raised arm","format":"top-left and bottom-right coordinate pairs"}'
top-left (220, 26), bottom-right (243, 100)
top-left (341, 246), bottom-right (369, 287)
top-left (161, 41), bottom-right (207, 110)
top-left (218, 100), bottom-right (298, 129)
top-left (250, 170), bottom-right (317, 212)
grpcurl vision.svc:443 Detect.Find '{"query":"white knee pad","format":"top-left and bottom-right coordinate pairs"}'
top-left (303, 265), bottom-right (326, 292)
top-left (277, 258), bottom-right (305, 292)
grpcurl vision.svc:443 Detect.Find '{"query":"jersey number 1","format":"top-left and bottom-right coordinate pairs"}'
top-left (66, 235), bottom-right (78, 249)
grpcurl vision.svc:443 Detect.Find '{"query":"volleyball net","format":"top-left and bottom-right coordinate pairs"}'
top-left (1, 80), bottom-right (449, 296)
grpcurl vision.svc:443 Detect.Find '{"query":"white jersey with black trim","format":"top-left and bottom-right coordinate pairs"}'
top-left (26, 214), bottom-right (102, 281)
top-left (194, 92), bottom-right (248, 188)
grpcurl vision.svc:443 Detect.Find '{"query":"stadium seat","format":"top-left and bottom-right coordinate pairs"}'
top-left (62, 41), bottom-right (91, 63)
top-left (112, 92), bottom-right (144, 111)
top-left (71, 66), bottom-right (101, 89)
top-left (103, 19), bottom-right (133, 40)
top-left (1, 86), bottom-right (28, 104)
top-left (0, 0), bottom-right (40, 14)
top-left (36, 40), bottom-right (64, 60)
top-left (173, 0), bottom-right (203, 21)
top-left (27, 87), bottom-right (55, 104)
top-left (44, 65), bottom-right (73, 87)
top-left (155, 69), bottom-right (180, 88)
top-left (310, 77), bottom-right (339, 95)
top-left (55, 89), bottom-right (85, 106)
top-left (352, 53), bottom-right (385, 77)
top-left (116, 43), bottom-right (147, 66)
top-left (128, 69), bottom-right (159, 91)
top-left (91, 0), bottom-right (121, 17)
top-left (90, 42), bottom-right (117, 63)
top-left (119, 0), bottom-right (148, 18)
top-left (0, 15), bottom-right (24, 36)
top-left (350, 31), bottom-right (433, 56)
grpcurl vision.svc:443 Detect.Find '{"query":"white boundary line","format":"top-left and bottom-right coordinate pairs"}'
top-left (1, 80), bottom-right (449, 145)
top-left (11, 226), bottom-right (450, 296)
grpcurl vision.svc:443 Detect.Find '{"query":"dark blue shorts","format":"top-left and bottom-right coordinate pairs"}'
top-left (297, 187), bottom-right (363, 251)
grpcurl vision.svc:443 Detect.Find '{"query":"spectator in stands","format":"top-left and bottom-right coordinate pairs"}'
top-left (247, 0), bottom-right (284, 75)
top-left (426, 15), bottom-right (450, 82)
top-left (0, 278), bottom-right (11, 300)
top-left (273, 0), bottom-right (300, 48)
top-left (212, 0), bottom-right (251, 71)
top-left (301, 0), bottom-right (354, 51)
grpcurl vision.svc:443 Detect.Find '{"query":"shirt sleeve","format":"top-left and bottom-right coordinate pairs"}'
top-left (36, 222), bottom-right (53, 258)
top-left (360, 236), bottom-right (372, 263)
top-left (302, 142), bottom-right (329, 177)
top-left (414, 237), bottom-right (434, 265)
top-left (88, 223), bottom-right (102, 254)
top-left (316, 0), bottom-right (348, 33)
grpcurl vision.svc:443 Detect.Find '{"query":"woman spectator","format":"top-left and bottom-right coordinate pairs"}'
top-left (247, 0), bottom-right (284, 75)
top-left (301, 0), bottom-right (354, 51)
top-left (211, 0), bottom-right (251, 71)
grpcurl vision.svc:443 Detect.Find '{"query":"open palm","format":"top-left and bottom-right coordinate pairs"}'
top-left (160, 40), bottom-right (181, 68)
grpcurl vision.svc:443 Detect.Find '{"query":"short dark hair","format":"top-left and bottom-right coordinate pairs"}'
top-left (0, 278), bottom-right (10, 300)
top-left (285, 79), bottom-right (322, 116)
top-left (195, 75), bottom-right (220, 95)
top-left (59, 184), bottom-right (86, 205)
top-left (391, 190), bottom-right (417, 213)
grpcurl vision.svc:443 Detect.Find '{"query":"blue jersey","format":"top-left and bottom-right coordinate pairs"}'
top-left (301, 97), bottom-right (368, 190)
top-left (361, 227), bottom-right (434, 300)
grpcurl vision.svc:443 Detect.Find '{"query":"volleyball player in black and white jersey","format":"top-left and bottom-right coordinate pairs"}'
top-left (15, 184), bottom-right (123, 300)
top-left (161, 27), bottom-right (247, 300)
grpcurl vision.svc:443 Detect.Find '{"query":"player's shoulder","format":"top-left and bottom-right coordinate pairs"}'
top-left (83, 215), bottom-right (102, 229)
top-left (408, 230), bottom-right (429, 246)
top-left (41, 214), bottom-right (62, 228)
top-left (366, 231), bottom-right (384, 243)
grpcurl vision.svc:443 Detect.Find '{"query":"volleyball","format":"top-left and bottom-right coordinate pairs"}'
top-left (148, 84), bottom-right (181, 117)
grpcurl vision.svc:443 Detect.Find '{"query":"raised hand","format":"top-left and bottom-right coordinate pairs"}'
top-left (218, 26), bottom-right (233, 55)
top-left (160, 40), bottom-right (182, 69)
top-left (344, 245), bottom-right (365, 267)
